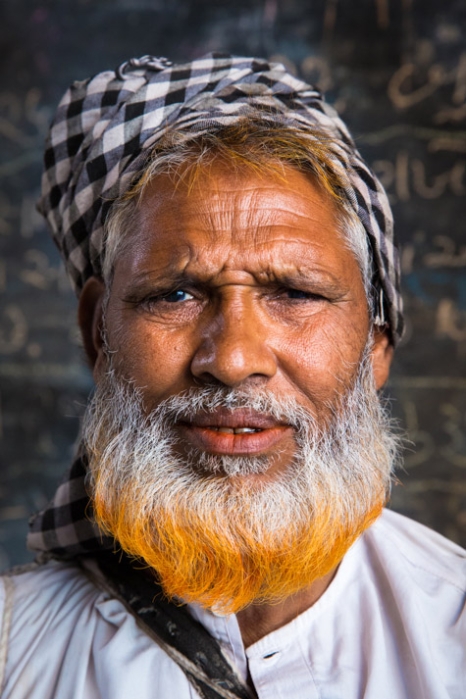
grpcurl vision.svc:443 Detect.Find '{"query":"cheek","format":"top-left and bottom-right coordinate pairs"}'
top-left (275, 315), bottom-right (368, 406)
top-left (107, 317), bottom-right (196, 402)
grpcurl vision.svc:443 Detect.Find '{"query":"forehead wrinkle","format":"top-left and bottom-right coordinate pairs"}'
top-left (134, 217), bottom-right (350, 286)
top-left (138, 168), bottom-right (342, 248)
top-left (183, 182), bottom-right (326, 241)
top-left (145, 243), bottom-right (346, 289)
top-left (132, 167), bottom-right (356, 287)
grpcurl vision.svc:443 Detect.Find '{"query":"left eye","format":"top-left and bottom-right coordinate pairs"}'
top-left (285, 289), bottom-right (322, 300)
top-left (160, 290), bottom-right (195, 303)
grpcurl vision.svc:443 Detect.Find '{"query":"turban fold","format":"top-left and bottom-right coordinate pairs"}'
top-left (37, 53), bottom-right (403, 343)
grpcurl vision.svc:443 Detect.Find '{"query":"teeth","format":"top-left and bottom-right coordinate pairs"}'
top-left (213, 426), bottom-right (261, 434)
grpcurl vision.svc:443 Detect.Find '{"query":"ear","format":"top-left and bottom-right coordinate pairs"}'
top-left (77, 277), bottom-right (107, 380)
top-left (370, 328), bottom-right (394, 390)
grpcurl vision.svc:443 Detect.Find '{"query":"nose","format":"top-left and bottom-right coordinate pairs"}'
top-left (190, 295), bottom-right (278, 387)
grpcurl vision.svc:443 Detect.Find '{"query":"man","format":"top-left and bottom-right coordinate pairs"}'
top-left (0, 54), bottom-right (464, 698)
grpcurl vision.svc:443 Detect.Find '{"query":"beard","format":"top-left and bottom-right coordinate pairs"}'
top-left (82, 344), bottom-right (399, 614)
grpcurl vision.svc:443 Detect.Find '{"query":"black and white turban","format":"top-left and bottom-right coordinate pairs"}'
top-left (37, 53), bottom-right (403, 343)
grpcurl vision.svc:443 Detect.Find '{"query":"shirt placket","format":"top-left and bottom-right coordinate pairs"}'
top-left (246, 638), bottom-right (320, 699)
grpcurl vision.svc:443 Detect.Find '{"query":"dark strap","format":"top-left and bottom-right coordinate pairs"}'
top-left (96, 554), bottom-right (255, 699)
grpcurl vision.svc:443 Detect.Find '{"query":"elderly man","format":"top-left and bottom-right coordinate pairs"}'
top-left (0, 54), bottom-right (464, 699)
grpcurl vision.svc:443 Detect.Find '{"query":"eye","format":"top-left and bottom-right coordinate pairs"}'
top-left (286, 288), bottom-right (311, 300)
top-left (283, 288), bottom-right (325, 301)
top-left (160, 289), bottom-right (195, 303)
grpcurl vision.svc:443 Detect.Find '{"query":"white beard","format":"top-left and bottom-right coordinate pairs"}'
top-left (83, 344), bottom-right (399, 542)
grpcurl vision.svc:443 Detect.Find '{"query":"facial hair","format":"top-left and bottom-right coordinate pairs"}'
top-left (82, 347), bottom-right (399, 614)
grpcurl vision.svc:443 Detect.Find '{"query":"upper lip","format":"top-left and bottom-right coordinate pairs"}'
top-left (179, 408), bottom-right (289, 430)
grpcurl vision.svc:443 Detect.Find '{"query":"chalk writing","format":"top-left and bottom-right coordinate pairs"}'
top-left (0, 88), bottom-right (50, 140)
top-left (0, 305), bottom-right (27, 354)
top-left (436, 299), bottom-right (466, 351)
top-left (20, 249), bottom-right (59, 290)
top-left (401, 400), bottom-right (435, 469)
top-left (400, 233), bottom-right (466, 277)
top-left (439, 403), bottom-right (466, 469)
top-left (388, 51), bottom-right (466, 123)
top-left (0, 89), bottom-right (49, 182)
top-left (424, 236), bottom-right (466, 268)
top-left (394, 393), bottom-right (466, 473)
top-left (389, 63), bottom-right (444, 109)
top-left (359, 125), bottom-right (466, 153)
top-left (372, 153), bottom-right (466, 201)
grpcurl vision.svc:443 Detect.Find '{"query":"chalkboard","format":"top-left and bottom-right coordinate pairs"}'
top-left (0, 0), bottom-right (465, 570)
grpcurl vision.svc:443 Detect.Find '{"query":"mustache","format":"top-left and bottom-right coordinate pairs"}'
top-left (144, 384), bottom-right (319, 433)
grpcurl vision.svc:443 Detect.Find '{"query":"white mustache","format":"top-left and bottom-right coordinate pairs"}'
top-left (147, 385), bottom-right (316, 433)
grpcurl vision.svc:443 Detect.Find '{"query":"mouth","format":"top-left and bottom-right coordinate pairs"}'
top-left (176, 409), bottom-right (294, 456)
top-left (201, 426), bottom-right (263, 434)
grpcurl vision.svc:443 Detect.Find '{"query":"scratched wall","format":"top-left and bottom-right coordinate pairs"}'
top-left (0, 0), bottom-right (465, 570)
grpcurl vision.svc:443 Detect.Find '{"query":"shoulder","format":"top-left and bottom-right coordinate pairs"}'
top-left (357, 508), bottom-right (466, 645)
top-left (367, 508), bottom-right (466, 592)
top-left (0, 560), bottom-right (194, 699)
top-left (3, 558), bottom-right (105, 614)
top-left (0, 560), bottom-right (105, 655)
top-left (1, 559), bottom-right (111, 650)
top-left (338, 510), bottom-right (466, 695)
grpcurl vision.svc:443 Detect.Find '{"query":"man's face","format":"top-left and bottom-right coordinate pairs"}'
top-left (80, 160), bottom-right (394, 612)
top-left (96, 161), bottom-right (390, 479)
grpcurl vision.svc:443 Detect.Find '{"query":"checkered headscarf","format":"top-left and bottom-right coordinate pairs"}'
top-left (29, 53), bottom-right (403, 560)
top-left (37, 52), bottom-right (403, 343)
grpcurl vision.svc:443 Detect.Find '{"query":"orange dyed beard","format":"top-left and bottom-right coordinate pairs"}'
top-left (85, 353), bottom-right (395, 614)
top-left (93, 489), bottom-right (384, 614)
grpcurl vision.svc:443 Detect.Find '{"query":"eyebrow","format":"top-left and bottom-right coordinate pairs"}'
top-left (121, 265), bottom-right (347, 297)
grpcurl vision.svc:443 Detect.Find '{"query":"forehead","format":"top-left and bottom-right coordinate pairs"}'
top-left (118, 161), bottom-right (359, 286)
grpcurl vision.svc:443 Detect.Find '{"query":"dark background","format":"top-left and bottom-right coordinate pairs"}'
top-left (0, 0), bottom-right (465, 570)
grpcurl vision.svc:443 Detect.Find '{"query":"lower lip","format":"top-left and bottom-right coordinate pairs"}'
top-left (178, 425), bottom-right (293, 455)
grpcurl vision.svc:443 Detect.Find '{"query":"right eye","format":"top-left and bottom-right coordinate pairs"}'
top-left (159, 290), bottom-right (195, 303)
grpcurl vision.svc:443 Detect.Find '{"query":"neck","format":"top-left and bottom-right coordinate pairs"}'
top-left (236, 567), bottom-right (337, 648)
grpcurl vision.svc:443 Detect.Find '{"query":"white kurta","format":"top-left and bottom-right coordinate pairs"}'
top-left (0, 509), bottom-right (465, 699)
